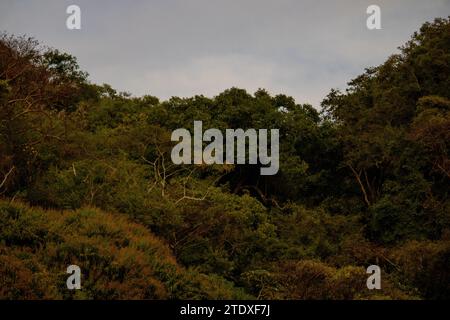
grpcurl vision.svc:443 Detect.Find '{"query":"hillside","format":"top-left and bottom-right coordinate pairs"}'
top-left (0, 200), bottom-right (249, 299)
top-left (0, 18), bottom-right (449, 299)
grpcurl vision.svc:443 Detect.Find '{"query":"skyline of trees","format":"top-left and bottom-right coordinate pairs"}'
top-left (0, 17), bottom-right (449, 299)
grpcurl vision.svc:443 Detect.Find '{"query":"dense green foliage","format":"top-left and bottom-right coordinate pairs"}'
top-left (0, 200), bottom-right (248, 299)
top-left (0, 18), bottom-right (449, 299)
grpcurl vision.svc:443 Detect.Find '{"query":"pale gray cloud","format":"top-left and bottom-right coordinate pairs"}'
top-left (1, 0), bottom-right (449, 107)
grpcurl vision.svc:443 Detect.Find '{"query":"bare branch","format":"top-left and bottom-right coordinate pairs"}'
top-left (348, 164), bottom-right (371, 206)
top-left (0, 166), bottom-right (15, 189)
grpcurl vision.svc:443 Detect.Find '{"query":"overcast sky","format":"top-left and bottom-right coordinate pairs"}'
top-left (1, 0), bottom-right (449, 107)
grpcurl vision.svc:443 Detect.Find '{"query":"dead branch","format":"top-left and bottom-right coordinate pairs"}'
top-left (0, 166), bottom-right (15, 189)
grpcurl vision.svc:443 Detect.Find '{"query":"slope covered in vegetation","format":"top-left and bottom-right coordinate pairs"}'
top-left (0, 18), bottom-right (449, 299)
top-left (0, 200), bottom-right (249, 299)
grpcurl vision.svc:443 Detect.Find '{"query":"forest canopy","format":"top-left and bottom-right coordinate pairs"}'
top-left (0, 18), bottom-right (449, 299)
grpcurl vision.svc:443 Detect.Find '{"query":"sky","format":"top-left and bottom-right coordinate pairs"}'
top-left (1, 0), bottom-right (449, 107)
